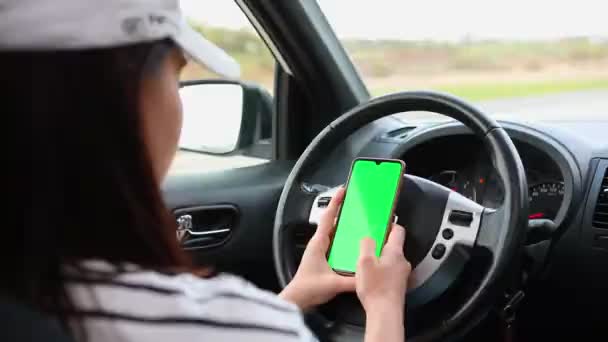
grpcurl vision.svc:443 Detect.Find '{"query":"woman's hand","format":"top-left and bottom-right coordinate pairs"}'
top-left (356, 224), bottom-right (411, 311)
top-left (356, 224), bottom-right (412, 342)
top-left (279, 187), bottom-right (356, 311)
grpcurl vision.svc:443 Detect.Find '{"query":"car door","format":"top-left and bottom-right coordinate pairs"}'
top-left (162, 1), bottom-right (285, 291)
top-left (163, 0), bottom-right (366, 292)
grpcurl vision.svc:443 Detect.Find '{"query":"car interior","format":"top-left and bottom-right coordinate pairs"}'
top-left (11, 0), bottom-right (607, 341)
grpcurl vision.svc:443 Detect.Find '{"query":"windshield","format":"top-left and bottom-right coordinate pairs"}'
top-left (318, 0), bottom-right (608, 122)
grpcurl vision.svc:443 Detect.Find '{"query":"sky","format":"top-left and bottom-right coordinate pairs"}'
top-left (181, 0), bottom-right (608, 41)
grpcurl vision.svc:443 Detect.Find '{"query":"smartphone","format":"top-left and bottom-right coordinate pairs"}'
top-left (327, 158), bottom-right (405, 275)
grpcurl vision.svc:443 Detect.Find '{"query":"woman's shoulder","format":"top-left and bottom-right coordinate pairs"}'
top-left (65, 260), bottom-right (315, 342)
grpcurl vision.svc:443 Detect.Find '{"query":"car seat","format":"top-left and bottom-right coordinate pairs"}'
top-left (0, 296), bottom-right (73, 342)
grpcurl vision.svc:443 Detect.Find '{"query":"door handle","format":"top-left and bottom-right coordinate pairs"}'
top-left (174, 205), bottom-right (238, 248)
top-left (176, 213), bottom-right (233, 243)
top-left (187, 228), bottom-right (232, 236)
top-left (176, 214), bottom-right (192, 241)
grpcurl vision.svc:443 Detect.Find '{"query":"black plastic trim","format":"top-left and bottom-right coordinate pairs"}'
top-left (582, 159), bottom-right (608, 252)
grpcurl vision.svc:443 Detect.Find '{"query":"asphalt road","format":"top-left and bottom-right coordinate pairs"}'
top-left (170, 90), bottom-right (608, 174)
top-left (477, 89), bottom-right (608, 121)
top-left (397, 89), bottom-right (608, 123)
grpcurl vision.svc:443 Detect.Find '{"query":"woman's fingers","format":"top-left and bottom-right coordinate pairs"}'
top-left (358, 237), bottom-right (377, 267)
top-left (317, 187), bottom-right (345, 236)
top-left (308, 187), bottom-right (345, 253)
top-left (382, 224), bottom-right (406, 257)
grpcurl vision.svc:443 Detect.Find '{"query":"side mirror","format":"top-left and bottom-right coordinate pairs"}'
top-left (178, 80), bottom-right (272, 158)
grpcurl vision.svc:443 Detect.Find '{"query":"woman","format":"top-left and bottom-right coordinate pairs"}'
top-left (4, 0), bottom-right (412, 341)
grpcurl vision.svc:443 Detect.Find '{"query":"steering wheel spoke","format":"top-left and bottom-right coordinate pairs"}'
top-left (407, 190), bottom-right (485, 308)
top-left (308, 185), bottom-right (343, 225)
top-left (475, 205), bottom-right (508, 257)
top-left (281, 184), bottom-right (319, 227)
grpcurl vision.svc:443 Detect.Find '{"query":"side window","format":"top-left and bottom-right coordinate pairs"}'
top-left (171, 1), bottom-right (275, 175)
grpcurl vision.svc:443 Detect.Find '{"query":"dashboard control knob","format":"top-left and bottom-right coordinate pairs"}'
top-left (431, 243), bottom-right (447, 259)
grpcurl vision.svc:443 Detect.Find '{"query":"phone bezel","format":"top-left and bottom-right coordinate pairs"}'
top-left (327, 157), bottom-right (406, 276)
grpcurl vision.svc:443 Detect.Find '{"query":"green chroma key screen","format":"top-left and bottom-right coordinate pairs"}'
top-left (327, 159), bottom-right (403, 273)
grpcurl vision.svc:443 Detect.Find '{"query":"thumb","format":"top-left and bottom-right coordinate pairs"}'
top-left (382, 224), bottom-right (406, 257)
top-left (358, 237), bottom-right (377, 266)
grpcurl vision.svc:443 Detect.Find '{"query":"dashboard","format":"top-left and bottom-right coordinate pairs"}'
top-left (312, 119), bottom-right (607, 236)
top-left (309, 118), bottom-right (607, 329)
top-left (400, 135), bottom-right (566, 221)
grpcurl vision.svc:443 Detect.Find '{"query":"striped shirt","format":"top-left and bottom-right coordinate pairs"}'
top-left (65, 260), bottom-right (316, 342)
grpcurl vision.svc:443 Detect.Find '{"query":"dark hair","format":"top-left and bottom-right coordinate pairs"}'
top-left (2, 39), bottom-right (190, 334)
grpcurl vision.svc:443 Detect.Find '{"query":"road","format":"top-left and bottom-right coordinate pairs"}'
top-left (397, 89), bottom-right (608, 123)
top-left (170, 90), bottom-right (608, 175)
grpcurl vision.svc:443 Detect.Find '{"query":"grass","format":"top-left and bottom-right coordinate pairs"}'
top-left (371, 78), bottom-right (608, 101)
top-left (186, 23), bottom-right (608, 102)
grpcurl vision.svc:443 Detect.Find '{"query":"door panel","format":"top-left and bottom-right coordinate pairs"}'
top-left (175, 204), bottom-right (238, 250)
top-left (162, 160), bottom-right (294, 290)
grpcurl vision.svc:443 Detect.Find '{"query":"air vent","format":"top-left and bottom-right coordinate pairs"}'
top-left (387, 126), bottom-right (416, 139)
top-left (592, 168), bottom-right (608, 229)
top-left (376, 126), bottom-right (418, 143)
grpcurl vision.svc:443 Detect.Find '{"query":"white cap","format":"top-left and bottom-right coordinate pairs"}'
top-left (0, 0), bottom-right (241, 78)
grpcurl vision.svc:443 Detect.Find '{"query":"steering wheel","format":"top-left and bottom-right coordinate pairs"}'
top-left (273, 91), bottom-right (528, 341)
